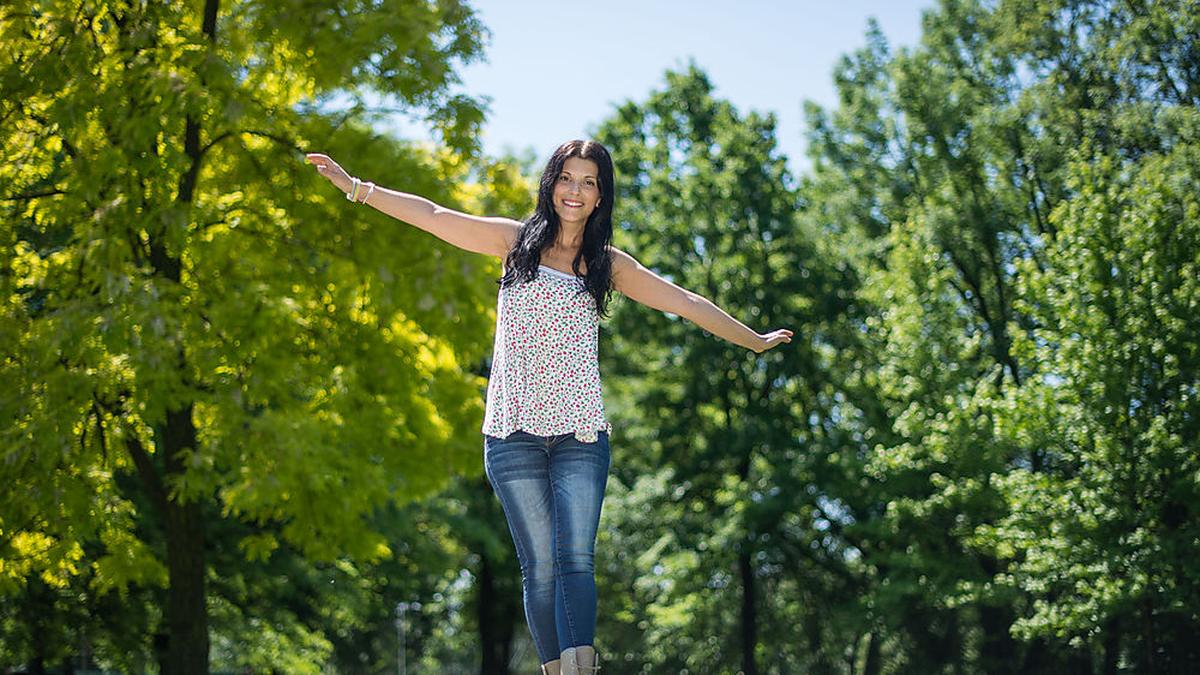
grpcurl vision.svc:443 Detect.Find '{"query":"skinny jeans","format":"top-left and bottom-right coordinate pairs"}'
top-left (483, 429), bottom-right (611, 664)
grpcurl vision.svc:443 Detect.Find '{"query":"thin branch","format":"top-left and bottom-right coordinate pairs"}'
top-left (199, 128), bottom-right (302, 159)
top-left (1, 189), bottom-right (66, 202)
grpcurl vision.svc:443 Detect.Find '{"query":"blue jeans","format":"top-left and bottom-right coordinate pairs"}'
top-left (483, 429), bottom-right (611, 665)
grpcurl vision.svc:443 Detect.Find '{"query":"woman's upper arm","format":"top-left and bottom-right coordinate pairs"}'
top-left (426, 207), bottom-right (521, 258)
top-left (609, 246), bottom-right (697, 317)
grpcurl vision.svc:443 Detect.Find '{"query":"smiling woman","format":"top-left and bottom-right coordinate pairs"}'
top-left (554, 156), bottom-right (602, 233)
top-left (496, 140), bottom-right (616, 317)
top-left (303, 138), bottom-right (792, 674)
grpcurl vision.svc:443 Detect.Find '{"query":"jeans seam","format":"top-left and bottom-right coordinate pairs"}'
top-left (509, 486), bottom-right (552, 660)
top-left (553, 484), bottom-right (580, 649)
top-left (488, 438), bottom-right (558, 662)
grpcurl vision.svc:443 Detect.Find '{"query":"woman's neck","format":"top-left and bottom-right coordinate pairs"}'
top-left (552, 239), bottom-right (582, 254)
top-left (555, 223), bottom-right (585, 251)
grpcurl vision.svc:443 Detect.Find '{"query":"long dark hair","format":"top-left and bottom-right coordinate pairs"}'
top-left (497, 139), bottom-right (616, 320)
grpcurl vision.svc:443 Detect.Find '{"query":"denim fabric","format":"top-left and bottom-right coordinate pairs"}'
top-left (483, 429), bottom-right (611, 664)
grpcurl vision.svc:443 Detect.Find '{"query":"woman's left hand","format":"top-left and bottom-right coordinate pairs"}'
top-left (755, 329), bottom-right (794, 353)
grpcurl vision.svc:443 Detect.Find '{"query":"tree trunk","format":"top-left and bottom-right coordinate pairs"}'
top-left (1140, 598), bottom-right (1155, 673)
top-left (1099, 614), bottom-right (1119, 675)
top-left (863, 631), bottom-right (882, 675)
top-left (162, 404), bottom-right (209, 675)
top-left (144, 0), bottom-right (218, 668)
top-left (739, 550), bottom-right (758, 675)
top-left (977, 604), bottom-right (1017, 674)
top-left (478, 551), bottom-right (511, 674)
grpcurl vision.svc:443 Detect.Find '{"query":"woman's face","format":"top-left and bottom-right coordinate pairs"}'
top-left (552, 156), bottom-right (602, 226)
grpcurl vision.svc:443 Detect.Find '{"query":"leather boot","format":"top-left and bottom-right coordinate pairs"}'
top-left (560, 646), bottom-right (600, 674)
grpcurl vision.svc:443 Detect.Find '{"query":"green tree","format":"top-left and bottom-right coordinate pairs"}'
top-left (593, 62), bottom-right (827, 675)
top-left (801, 0), bottom-right (1200, 671)
top-left (1, 1), bottom-right (501, 671)
top-left (986, 138), bottom-right (1200, 672)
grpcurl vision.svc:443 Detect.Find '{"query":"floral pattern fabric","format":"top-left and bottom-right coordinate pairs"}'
top-left (482, 264), bottom-right (613, 443)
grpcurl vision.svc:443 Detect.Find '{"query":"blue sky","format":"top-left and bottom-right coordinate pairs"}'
top-left (378, 0), bottom-right (937, 178)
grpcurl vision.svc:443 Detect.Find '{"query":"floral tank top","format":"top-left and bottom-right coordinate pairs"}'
top-left (481, 263), bottom-right (613, 443)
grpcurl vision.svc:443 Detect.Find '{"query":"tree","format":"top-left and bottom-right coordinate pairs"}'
top-left (987, 139), bottom-right (1200, 673)
top-left (1, 1), bottom-right (500, 671)
top-left (593, 62), bottom-right (831, 675)
top-left (802, 0), bottom-right (1200, 671)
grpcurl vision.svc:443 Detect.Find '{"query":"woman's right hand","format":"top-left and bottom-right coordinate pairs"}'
top-left (304, 152), bottom-right (353, 194)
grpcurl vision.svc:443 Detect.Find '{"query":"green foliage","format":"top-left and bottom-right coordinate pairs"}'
top-left (588, 1), bottom-right (1199, 673)
top-left (988, 139), bottom-right (1200, 643)
top-left (592, 62), bottom-right (849, 673)
top-left (4, 0), bottom-right (1199, 672)
top-left (798, 0), bottom-right (1200, 671)
top-left (0, 0), bottom-right (520, 671)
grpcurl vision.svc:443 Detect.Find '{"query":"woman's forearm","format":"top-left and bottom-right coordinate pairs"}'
top-left (351, 181), bottom-right (511, 254)
top-left (360, 184), bottom-right (441, 230)
top-left (308, 155), bottom-right (455, 238)
top-left (686, 294), bottom-right (763, 352)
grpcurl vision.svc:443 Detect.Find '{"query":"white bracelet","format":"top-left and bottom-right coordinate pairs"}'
top-left (360, 182), bottom-right (376, 204)
top-left (345, 176), bottom-right (360, 201)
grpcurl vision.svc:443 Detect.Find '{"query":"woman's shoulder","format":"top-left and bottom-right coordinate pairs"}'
top-left (606, 245), bottom-right (635, 279)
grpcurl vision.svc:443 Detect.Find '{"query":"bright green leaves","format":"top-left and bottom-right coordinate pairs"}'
top-left (992, 142), bottom-right (1200, 642)
top-left (2, 0), bottom-right (509, 670)
top-left (800, 0), bottom-right (1200, 670)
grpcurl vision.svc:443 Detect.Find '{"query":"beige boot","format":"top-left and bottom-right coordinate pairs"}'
top-left (540, 658), bottom-right (561, 675)
top-left (560, 645), bottom-right (600, 674)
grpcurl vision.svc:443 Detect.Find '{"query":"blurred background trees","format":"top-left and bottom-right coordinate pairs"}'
top-left (2, 0), bottom-right (1197, 673)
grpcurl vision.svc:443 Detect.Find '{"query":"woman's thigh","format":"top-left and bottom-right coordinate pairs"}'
top-left (549, 431), bottom-right (611, 558)
top-left (483, 431), bottom-right (555, 570)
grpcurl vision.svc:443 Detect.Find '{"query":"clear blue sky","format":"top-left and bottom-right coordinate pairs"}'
top-left (378, 0), bottom-right (937, 178)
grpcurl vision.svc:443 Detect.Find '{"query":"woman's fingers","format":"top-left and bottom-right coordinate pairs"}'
top-left (304, 153), bottom-right (335, 169)
top-left (765, 328), bottom-right (793, 349)
top-left (304, 153), bottom-right (344, 181)
top-left (304, 153), bottom-right (353, 194)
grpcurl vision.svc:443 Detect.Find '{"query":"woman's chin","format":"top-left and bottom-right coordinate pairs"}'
top-left (557, 210), bottom-right (587, 224)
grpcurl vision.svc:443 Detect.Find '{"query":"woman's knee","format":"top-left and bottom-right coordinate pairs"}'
top-left (555, 549), bottom-right (595, 575)
top-left (521, 556), bottom-right (557, 584)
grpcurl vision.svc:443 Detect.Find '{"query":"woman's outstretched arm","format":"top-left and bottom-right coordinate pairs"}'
top-left (609, 246), bottom-right (793, 354)
top-left (304, 152), bottom-right (518, 258)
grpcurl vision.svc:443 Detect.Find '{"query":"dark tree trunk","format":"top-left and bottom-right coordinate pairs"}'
top-left (156, 0), bottom-right (218, 670)
top-left (162, 404), bottom-right (209, 675)
top-left (977, 604), bottom-right (1018, 674)
top-left (739, 550), bottom-right (758, 675)
top-left (478, 551), bottom-right (514, 674)
top-left (110, 0), bottom-right (219, 672)
top-left (127, 405), bottom-right (209, 675)
top-left (476, 473), bottom-right (520, 674)
top-left (863, 631), bottom-right (882, 675)
top-left (1140, 598), bottom-right (1155, 674)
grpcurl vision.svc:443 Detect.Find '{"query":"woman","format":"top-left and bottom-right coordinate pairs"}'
top-left (305, 140), bottom-right (793, 674)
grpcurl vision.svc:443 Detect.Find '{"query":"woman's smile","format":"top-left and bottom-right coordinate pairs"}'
top-left (553, 156), bottom-right (601, 223)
